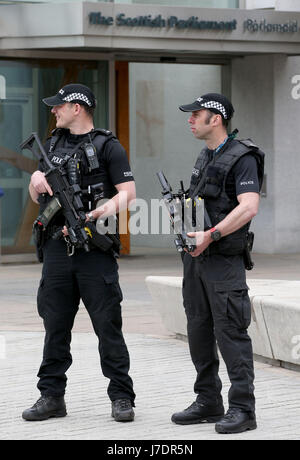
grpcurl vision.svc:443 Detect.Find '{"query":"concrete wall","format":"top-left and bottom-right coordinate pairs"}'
top-left (273, 55), bottom-right (300, 253)
top-left (231, 55), bottom-right (275, 253)
top-left (276, 0), bottom-right (300, 10)
top-left (245, 0), bottom-right (275, 8)
top-left (232, 54), bottom-right (300, 253)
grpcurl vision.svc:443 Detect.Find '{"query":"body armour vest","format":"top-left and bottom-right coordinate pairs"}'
top-left (38, 128), bottom-right (116, 225)
top-left (189, 138), bottom-right (265, 256)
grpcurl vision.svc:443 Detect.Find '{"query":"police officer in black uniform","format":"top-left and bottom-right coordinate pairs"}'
top-left (22, 84), bottom-right (136, 423)
top-left (171, 93), bottom-right (264, 434)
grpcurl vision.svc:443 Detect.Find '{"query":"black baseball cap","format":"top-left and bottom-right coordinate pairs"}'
top-left (42, 83), bottom-right (96, 108)
top-left (179, 93), bottom-right (234, 120)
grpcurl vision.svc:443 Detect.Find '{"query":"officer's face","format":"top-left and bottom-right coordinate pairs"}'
top-left (188, 109), bottom-right (216, 140)
top-left (51, 103), bottom-right (76, 129)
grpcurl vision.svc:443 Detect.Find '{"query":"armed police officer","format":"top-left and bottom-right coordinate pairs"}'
top-left (22, 84), bottom-right (136, 423)
top-left (171, 93), bottom-right (264, 434)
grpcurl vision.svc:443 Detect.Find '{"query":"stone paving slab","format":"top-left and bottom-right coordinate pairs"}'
top-left (1, 251), bottom-right (300, 442)
top-left (0, 331), bottom-right (300, 441)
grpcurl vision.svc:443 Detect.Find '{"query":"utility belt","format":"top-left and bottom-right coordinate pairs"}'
top-left (199, 231), bottom-right (254, 270)
top-left (33, 177), bottom-right (120, 261)
top-left (201, 246), bottom-right (243, 257)
top-left (46, 222), bottom-right (120, 257)
top-left (33, 214), bottom-right (120, 262)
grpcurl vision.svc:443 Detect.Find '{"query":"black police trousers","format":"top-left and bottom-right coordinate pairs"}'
top-left (36, 238), bottom-right (135, 405)
top-left (183, 252), bottom-right (255, 413)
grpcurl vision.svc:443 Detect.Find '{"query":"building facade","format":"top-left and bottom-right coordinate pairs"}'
top-left (0, 0), bottom-right (300, 261)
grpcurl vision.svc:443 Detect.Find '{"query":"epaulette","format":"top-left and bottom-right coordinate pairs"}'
top-left (92, 128), bottom-right (114, 136)
top-left (45, 128), bottom-right (64, 141)
top-left (47, 128), bottom-right (65, 153)
top-left (50, 127), bottom-right (66, 136)
top-left (238, 138), bottom-right (258, 150)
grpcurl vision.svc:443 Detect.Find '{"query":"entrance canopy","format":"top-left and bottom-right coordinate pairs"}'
top-left (1, 2), bottom-right (300, 59)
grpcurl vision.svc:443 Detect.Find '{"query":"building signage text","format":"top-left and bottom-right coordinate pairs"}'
top-left (244, 19), bottom-right (298, 33)
top-left (89, 12), bottom-right (237, 31)
top-left (89, 11), bottom-right (300, 35)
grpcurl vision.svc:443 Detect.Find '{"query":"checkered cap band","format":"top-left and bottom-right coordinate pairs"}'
top-left (62, 92), bottom-right (92, 107)
top-left (197, 98), bottom-right (227, 119)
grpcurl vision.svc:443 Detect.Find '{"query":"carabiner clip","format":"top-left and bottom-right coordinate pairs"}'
top-left (67, 244), bottom-right (75, 257)
top-left (64, 236), bottom-right (75, 257)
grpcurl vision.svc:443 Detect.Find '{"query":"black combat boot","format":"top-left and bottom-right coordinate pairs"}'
top-left (215, 407), bottom-right (257, 434)
top-left (171, 401), bottom-right (224, 425)
top-left (22, 396), bottom-right (67, 421)
top-left (111, 399), bottom-right (135, 422)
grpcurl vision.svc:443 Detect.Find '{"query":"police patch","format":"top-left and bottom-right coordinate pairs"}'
top-left (51, 156), bottom-right (64, 165)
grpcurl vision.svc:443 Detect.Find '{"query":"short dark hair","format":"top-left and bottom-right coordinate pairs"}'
top-left (82, 104), bottom-right (95, 119)
top-left (71, 102), bottom-right (95, 119)
top-left (205, 110), bottom-right (229, 128)
top-left (204, 111), bottom-right (214, 125)
top-left (222, 117), bottom-right (229, 128)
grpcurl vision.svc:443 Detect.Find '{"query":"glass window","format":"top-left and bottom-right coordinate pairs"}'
top-left (0, 59), bottom-right (108, 257)
top-left (128, 62), bottom-right (224, 249)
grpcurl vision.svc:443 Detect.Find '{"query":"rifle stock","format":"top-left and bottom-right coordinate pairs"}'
top-left (21, 133), bottom-right (54, 171)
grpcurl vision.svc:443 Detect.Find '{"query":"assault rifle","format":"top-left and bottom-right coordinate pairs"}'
top-left (21, 132), bottom-right (90, 255)
top-left (157, 171), bottom-right (255, 268)
top-left (157, 171), bottom-right (211, 253)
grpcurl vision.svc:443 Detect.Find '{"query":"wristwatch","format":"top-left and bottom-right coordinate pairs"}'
top-left (210, 227), bottom-right (222, 242)
top-left (87, 212), bottom-right (95, 221)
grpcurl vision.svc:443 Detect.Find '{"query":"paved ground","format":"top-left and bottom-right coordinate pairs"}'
top-left (0, 248), bottom-right (300, 441)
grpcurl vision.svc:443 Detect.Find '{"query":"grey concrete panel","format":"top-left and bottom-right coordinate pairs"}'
top-left (262, 297), bottom-right (300, 365)
top-left (146, 276), bottom-right (186, 336)
top-left (248, 297), bottom-right (274, 360)
top-left (146, 276), bottom-right (300, 368)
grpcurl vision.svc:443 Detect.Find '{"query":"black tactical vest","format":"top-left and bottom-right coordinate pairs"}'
top-left (38, 128), bottom-right (116, 220)
top-left (189, 138), bottom-right (265, 255)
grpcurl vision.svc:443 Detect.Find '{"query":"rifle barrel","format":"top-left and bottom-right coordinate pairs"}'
top-left (156, 171), bottom-right (172, 192)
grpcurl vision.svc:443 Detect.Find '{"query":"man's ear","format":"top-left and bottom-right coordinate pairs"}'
top-left (74, 103), bottom-right (82, 115)
top-left (212, 114), bottom-right (222, 126)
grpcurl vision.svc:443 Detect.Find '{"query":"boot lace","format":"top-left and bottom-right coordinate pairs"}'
top-left (185, 401), bottom-right (204, 411)
top-left (115, 399), bottom-right (132, 410)
top-left (32, 396), bottom-right (47, 409)
top-left (224, 407), bottom-right (241, 419)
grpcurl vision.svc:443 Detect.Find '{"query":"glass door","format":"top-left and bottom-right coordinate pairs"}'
top-left (0, 59), bottom-right (108, 257)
